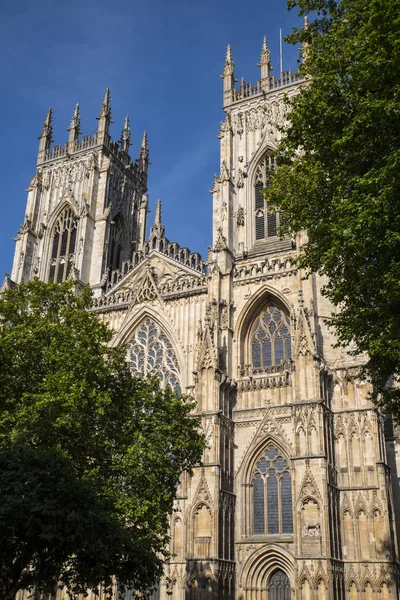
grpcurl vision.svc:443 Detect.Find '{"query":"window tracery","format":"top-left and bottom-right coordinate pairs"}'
top-left (48, 206), bottom-right (78, 283)
top-left (254, 151), bottom-right (280, 242)
top-left (269, 569), bottom-right (291, 600)
top-left (253, 445), bottom-right (293, 535)
top-left (250, 304), bottom-right (291, 372)
top-left (127, 318), bottom-right (181, 393)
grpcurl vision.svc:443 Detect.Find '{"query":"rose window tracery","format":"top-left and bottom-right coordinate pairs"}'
top-left (127, 318), bottom-right (181, 393)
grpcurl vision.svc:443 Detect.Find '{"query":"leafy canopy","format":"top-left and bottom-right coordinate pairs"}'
top-left (266, 0), bottom-right (400, 413)
top-left (0, 279), bottom-right (205, 600)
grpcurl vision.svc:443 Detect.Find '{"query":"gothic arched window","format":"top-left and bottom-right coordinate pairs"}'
top-left (49, 206), bottom-right (78, 283)
top-left (269, 569), bottom-right (291, 600)
top-left (254, 151), bottom-right (279, 242)
top-left (253, 445), bottom-right (293, 535)
top-left (250, 304), bottom-right (291, 372)
top-left (127, 318), bottom-right (181, 393)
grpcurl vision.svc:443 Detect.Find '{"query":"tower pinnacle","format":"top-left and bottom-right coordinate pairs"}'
top-left (222, 44), bottom-right (234, 77)
top-left (97, 88), bottom-right (111, 120)
top-left (39, 108), bottom-right (53, 140)
top-left (37, 108), bottom-right (53, 162)
top-left (139, 131), bottom-right (149, 171)
top-left (67, 104), bottom-right (81, 144)
top-left (96, 88), bottom-right (112, 141)
top-left (258, 36), bottom-right (271, 82)
top-left (120, 115), bottom-right (131, 152)
top-left (154, 198), bottom-right (162, 227)
top-left (221, 45), bottom-right (235, 107)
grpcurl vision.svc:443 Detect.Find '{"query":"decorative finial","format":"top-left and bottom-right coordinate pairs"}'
top-left (222, 44), bottom-right (234, 76)
top-left (40, 108), bottom-right (53, 139)
top-left (97, 88), bottom-right (111, 120)
top-left (120, 115), bottom-right (131, 151)
top-left (303, 14), bottom-right (309, 29)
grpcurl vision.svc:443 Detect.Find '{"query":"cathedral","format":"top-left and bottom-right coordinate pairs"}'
top-left (8, 38), bottom-right (400, 599)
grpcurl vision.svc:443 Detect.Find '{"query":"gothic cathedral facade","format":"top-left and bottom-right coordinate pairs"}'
top-left (9, 41), bottom-right (400, 599)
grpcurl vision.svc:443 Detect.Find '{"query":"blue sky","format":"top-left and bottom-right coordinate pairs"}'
top-left (0, 0), bottom-right (302, 277)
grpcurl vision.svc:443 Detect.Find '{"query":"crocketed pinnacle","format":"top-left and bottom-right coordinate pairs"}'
top-left (223, 44), bottom-right (235, 76)
top-left (97, 88), bottom-right (111, 119)
top-left (68, 104), bottom-right (81, 133)
top-left (40, 108), bottom-right (53, 138)
top-left (120, 115), bottom-right (131, 149)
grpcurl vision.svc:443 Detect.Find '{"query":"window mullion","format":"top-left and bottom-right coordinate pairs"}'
top-left (264, 474), bottom-right (268, 535)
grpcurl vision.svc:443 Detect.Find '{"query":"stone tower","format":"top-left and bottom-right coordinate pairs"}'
top-left (11, 41), bottom-right (400, 600)
top-left (11, 90), bottom-right (149, 291)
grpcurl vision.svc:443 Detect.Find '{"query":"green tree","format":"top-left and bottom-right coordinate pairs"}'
top-left (266, 0), bottom-right (400, 413)
top-left (0, 280), bottom-right (204, 600)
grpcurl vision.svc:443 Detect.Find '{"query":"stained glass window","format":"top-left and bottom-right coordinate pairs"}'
top-left (269, 570), bottom-right (291, 600)
top-left (254, 152), bottom-right (280, 242)
top-left (250, 305), bottom-right (291, 372)
top-left (127, 318), bottom-right (181, 393)
top-left (252, 445), bottom-right (293, 535)
top-left (48, 207), bottom-right (78, 283)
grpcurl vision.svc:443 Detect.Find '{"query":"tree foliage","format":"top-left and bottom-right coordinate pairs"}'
top-left (266, 0), bottom-right (400, 413)
top-left (0, 280), bottom-right (205, 600)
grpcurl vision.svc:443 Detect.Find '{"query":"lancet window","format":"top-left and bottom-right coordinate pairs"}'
top-left (254, 151), bottom-right (280, 242)
top-left (127, 318), bottom-right (181, 393)
top-left (253, 445), bottom-right (293, 535)
top-left (48, 207), bottom-right (78, 283)
top-left (250, 304), bottom-right (291, 372)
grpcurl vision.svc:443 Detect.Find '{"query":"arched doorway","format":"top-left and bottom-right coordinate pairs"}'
top-left (268, 569), bottom-right (291, 600)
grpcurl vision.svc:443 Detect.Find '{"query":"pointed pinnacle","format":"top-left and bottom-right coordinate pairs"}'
top-left (121, 115), bottom-right (131, 142)
top-left (262, 36), bottom-right (268, 53)
top-left (225, 44), bottom-right (233, 64)
top-left (259, 36), bottom-right (271, 66)
top-left (68, 104), bottom-right (81, 131)
top-left (154, 198), bottom-right (162, 226)
top-left (141, 130), bottom-right (148, 148)
top-left (97, 88), bottom-right (111, 119)
top-left (40, 108), bottom-right (53, 138)
top-left (304, 14), bottom-right (309, 29)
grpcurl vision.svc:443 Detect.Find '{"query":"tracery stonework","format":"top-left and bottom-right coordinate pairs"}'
top-left (10, 41), bottom-right (400, 600)
top-left (127, 318), bottom-right (181, 393)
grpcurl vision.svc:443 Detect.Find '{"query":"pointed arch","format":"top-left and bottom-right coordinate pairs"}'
top-left (114, 305), bottom-right (185, 370)
top-left (239, 544), bottom-right (295, 594)
top-left (234, 285), bottom-right (292, 371)
top-left (114, 306), bottom-right (185, 393)
top-left (107, 211), bottom-right (129, 271)
top-left (47, 202), bottom-right (78, 283)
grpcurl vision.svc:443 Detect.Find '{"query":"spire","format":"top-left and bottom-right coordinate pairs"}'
top-left (120, 115), bottom-right (131, 152)
top-left (96, 88), bottom-right (112, 140)
top-left (37, 108), bottom-right (53, 162)
top-left (258, 36), bottom-right (271, 82)
top-left (221, 44), bottom-right (235, 107)
top-left (67, 104), bottom-right (81, 143)
top-left (139, 131), bottom-right (149, 171)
